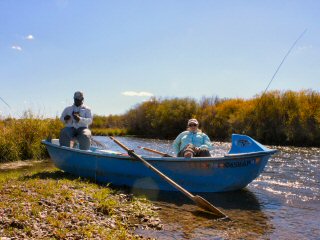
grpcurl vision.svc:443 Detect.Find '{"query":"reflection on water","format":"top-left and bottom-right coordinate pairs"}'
top-left (96, 136), bottom-right (320, 240)
top-left (1, 137), bottom-right (319, 239)
top-left (0, 160), bottom-right (54, 173)
top-left (249, 145), bottom-right (320, 240)
top-left (132, 188), bottom-right (271, 239)
top-left (131, 188), bottom-right (262, 211)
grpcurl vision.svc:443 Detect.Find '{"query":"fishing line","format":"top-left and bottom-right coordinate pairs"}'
top-left (261, 28), bottom-right (307, 96)
top-left (244, 29), bottom-right (307, 134)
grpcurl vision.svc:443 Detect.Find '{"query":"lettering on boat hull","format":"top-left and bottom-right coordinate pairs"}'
top-left (224, 160), bottom-right (253, 168)
top-left (188, 158), bottom-right (261, 169)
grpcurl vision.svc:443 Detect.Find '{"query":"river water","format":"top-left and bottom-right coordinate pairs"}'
top-left (95, 136), bottom-right (320, 240)
top-left (1, 137), bottom-right (319, 239)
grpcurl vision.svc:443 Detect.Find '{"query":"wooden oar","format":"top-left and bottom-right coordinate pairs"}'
top-left (138, 146), bottom-right (173, 157)
top-left (110, 136), bottom-right (227, 218)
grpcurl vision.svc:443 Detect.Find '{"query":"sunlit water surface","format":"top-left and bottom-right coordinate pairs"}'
top-left (96, 136), bottom-right (320, 240)
top-left (1, 137), bottom-right (319, 239)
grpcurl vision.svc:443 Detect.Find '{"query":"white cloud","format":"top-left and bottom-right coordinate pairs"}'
top-left (25, 34), bottom-right (34, 40)
top-left (122, 91), bottom-right (154, 97)
top-left (12, 45), bottom-right (22, 51)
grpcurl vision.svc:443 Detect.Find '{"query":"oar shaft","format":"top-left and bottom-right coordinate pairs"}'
top-left (110, 137), bottom-right (194, 199)
top-left (139, 146), bottom-right (173, 157)
top-left (91, 138), bottom-right (105, 148)
top-left (109, 136), bottom-right (227, 218)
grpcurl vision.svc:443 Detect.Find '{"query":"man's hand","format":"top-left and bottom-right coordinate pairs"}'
top-left (194, 147), bottom-right (201, 153)
top-left (72, 112), bottom-right (81, 122)
top-left (64, 115), bottom-right (71, 121)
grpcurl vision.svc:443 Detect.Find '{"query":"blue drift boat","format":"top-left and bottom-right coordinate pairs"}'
top-left (42, 134), bottom-right (277, 193)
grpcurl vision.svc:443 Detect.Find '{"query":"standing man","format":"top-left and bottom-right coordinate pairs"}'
top-left (60, 91), bottom-right (93, 150)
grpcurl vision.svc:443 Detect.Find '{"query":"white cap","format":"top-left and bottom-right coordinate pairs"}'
top-left (188, 119), bottom-right (199, 125)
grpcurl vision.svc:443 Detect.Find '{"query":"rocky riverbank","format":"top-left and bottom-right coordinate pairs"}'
top-left (0, 169), bottom-right (163, 239)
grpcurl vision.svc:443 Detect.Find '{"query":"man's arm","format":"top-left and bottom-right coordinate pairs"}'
top-left (78, 108), bottom-right (93, 126)
top-left (60, 107), bottom-right (72, 124)
top-left (200, 133), bottom-right (213, 150)
top-left (172, 132), bottom-right (185, 155)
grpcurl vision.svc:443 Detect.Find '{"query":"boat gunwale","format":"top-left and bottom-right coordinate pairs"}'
top-left (42, 140), bottom-right (277, 162)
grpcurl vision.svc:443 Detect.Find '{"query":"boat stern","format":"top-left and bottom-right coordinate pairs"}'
top-left (228, 134), bottom-right (278, 155)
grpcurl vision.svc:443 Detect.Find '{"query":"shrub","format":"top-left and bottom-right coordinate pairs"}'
top-left (0, 114), bottom-right (62, 162)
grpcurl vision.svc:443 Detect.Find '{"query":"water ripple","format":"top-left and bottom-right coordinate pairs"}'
top-left (94, 136), bottom-right (320, 239)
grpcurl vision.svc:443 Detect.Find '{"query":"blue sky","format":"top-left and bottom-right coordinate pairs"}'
top-left (0, 0), bottom-right (319, 118)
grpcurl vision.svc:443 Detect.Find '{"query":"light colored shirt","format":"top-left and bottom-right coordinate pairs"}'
top-left (172, 130), bottom-right (213, 155)
top-left (60, 104), bottom-right (93, 129)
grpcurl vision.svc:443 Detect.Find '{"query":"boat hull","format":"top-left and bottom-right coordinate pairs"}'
top-left (43, 135), bottom-right (277, 193)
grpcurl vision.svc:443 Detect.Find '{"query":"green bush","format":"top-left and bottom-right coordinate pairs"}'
top-left (125, 97), bottom-right (198, 138)
top-left (121, 90), bottom-right (320, 146)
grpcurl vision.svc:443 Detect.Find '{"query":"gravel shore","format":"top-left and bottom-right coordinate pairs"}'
top-left (0, 170), bottom-right (163, 239)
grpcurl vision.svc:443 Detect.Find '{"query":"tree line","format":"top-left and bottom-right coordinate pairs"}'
top-left (93, 90), bottom-right (320, 147)
top-left (0, 89), bottom-right (319, 162)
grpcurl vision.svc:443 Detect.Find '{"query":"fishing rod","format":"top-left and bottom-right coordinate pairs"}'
top-left (244, 29), bottom-right (307, 134)
top-left (260, 28), bottom-right (307, 97)
top-left (0, 96), bottom-right (11, 109)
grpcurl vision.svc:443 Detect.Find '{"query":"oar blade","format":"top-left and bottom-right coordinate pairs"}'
top-left (110, 137), bottom-right (227, 218)
top-left (193, 195), bottom-right (227, 218)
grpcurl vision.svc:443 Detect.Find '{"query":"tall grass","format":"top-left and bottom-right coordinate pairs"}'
top-left (0, 113), bottom-right (62, 162)
top-left (91, 128), bottom-right (127, 136)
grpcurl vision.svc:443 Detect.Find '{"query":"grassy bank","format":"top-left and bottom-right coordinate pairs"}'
top-left (0, 166), bottom-right (162, 239)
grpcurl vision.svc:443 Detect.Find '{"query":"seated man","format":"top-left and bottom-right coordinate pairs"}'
top-left (59, 91), bottom-right (93, 150)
